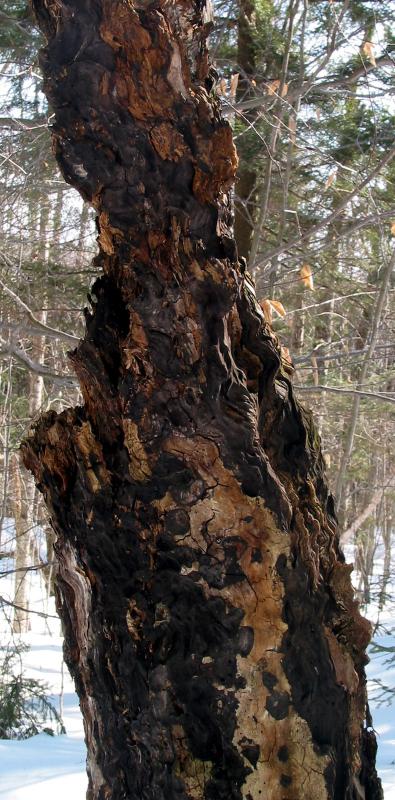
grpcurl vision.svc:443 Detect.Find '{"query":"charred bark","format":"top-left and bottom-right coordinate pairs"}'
top-left (22, 2), bottom-right (382, 799)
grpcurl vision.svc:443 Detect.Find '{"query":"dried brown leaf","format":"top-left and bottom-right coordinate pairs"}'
top-left (361, 40), bottom-right (376, 67)
top-left (300, 264), bottom-right (314, 290)
top-left (324, 169), bottom-right (337, 190)
top-left (259, 299), bottom-right (273, 325)
top-left (269, 299), bottom-right (286, 317)
top-left (230, 73), bottom-right (239, 99)
top-left (267, 79), bottom-right (280, 96)
top-left (217, 78), bottom-right (227, 96)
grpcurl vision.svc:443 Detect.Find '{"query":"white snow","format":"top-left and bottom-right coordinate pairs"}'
top-left (0, 628), bottom-right (88, 799)
top-left (0, 526), bottom-right (393, 798)
top-left (365, 591), bottom-right (395, 799)
top-left (0, 526), bottom-right (88, 800)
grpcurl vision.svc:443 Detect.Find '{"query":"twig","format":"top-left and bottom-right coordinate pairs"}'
top-left (341, 475), bottom-right (394, 544)
top-left (0, 277), bottom-right (80, 346)
top-left (0, 336), bottom-right (77, 386)
top-left (0, 595), bottom-right (59, 619)
top-left (252, 146), bottom-right (395, 269)
top-left (295, 384), bottom-right (395, 405)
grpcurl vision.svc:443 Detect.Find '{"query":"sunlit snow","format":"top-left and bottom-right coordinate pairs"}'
top-left (0, 527), bottom-right (393, 798)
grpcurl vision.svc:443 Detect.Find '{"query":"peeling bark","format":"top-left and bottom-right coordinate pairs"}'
top-left (22, 2), bottom-right (382, 799)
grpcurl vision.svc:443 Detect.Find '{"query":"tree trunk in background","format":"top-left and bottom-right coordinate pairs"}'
top-left (233, 0), bottom-right (259, 262)
top-left (13, 205), bottom-right (49, 631)
top-left (23, 2), bottom-right (382, 799)
top-left (11, 454), bottom-right (31, 634)
top-left (290, 279), bottom-right (305, 357)
top-left (335, 249), bottom-right (394, 520)
top-left (378, 495), bottom-right (391, 612)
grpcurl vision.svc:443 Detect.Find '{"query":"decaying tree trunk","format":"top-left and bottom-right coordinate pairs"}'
top-left (22, 2), bottom-right (382, 798)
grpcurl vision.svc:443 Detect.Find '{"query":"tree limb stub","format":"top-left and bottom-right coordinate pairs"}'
top-left (22, 2), bottom-right (383, 799)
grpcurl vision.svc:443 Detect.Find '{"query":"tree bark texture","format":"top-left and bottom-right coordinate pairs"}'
top-left (22, 2), bottom-right (382, 799)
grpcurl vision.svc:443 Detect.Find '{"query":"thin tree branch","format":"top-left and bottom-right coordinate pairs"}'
top-left (248, 0), bottom-right (299, 268)
top-left (295, 384), bottom-right (395, 405)
top-left (286, 290), bottom-right (382, 316)
top-left (0, 9), bottom-right (33, 38)
top-left (0, 115), bottom-right (48, 130)
top-left (341, 475), bottom-right (394, 545)
top-left (294, 342), bottom-right (394, 366)
top-left (334, 247), bottom-right (395, 506)
top-left (224, 48), bottom-right (393, 119)
top-left (0, 562), bottom-right (53, 578)
top-left (0, 318), bottom-right (80, 344)
top-left (0, 278), bottom-right (80, 345)
top-left (0, 336), bottom-right (77, 386)
top-left (253, 145), bottom-right (395, 270)
top-left (0, 595), bottom-right (58, 619)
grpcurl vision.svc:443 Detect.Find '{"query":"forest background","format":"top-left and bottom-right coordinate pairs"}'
top-left (0, 0), bottom-right (394, 754)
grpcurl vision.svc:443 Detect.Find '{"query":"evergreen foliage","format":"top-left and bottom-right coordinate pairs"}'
top-left (0, 641), bottom-right (65, 739)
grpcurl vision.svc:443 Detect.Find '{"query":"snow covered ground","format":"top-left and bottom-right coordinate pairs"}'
top-left (0, 567), bottom-right (88, 800)
top-left (364, 586), bottom-right (395, 799)
top-left (366, 629), bottom-right (395, 798)
top-left (0, 633), bottom-right (87, 800)
top-left (0, 525), bottom-right (393, 798)
top-left (0, 521), bottom-right (88, 800)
